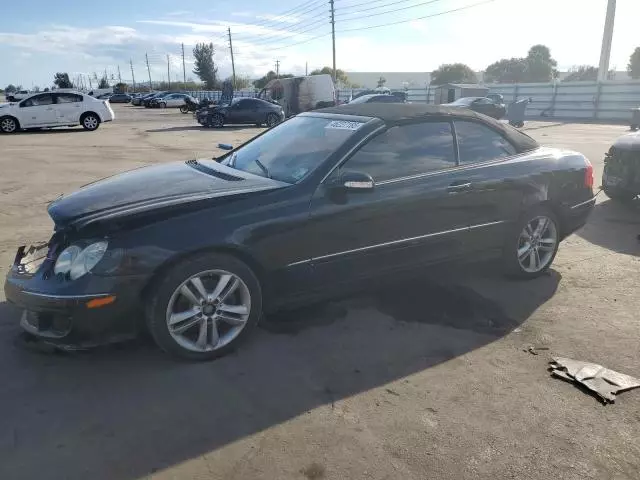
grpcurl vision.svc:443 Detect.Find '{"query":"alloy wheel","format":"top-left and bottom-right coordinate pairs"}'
top-left (1, 117), bottom-right (17, 133)
top-left (83, 115), bottom-right (99, 130)
top-left (517, 215), bottom-right (557, 273)
top-left (212, 113), bottom-right (224, 127)
top-left (266, 113), bottom-right (279, 127)
top-left (165, 269), bottom-right (251, 352)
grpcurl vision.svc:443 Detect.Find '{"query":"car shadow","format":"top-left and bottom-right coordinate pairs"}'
top-left (0, 271), bottom-right (560, 480)
top-left (146, 125), bottom-right (262, 133)
top-left (576, 198), bottom-right (640, 256)
top-left (15, 127), bottom-right (86, 134)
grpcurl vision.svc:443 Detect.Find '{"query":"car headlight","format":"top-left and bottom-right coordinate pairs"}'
top-left (54, 241), bottom-right (108, 280)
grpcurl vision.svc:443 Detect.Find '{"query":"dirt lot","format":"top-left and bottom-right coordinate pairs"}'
top-left (1, 106), bottom-right (639, 480)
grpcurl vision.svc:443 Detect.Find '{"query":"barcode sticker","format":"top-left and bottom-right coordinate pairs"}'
top-left (326, 120), bottom-right (364, 131)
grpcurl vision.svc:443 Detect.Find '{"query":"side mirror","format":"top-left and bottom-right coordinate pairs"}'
top-left (329, 170), bottom-right (375, 191)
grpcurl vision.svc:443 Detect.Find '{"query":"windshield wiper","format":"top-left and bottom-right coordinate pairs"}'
top-left (253, 159), bottom-right (271, 178)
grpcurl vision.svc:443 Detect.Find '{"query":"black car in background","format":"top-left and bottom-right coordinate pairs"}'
top-left (347, 93), bottom-right (407, 104)
top-left (142, 92), bottom-right (169, 107)
top-left (197, 97), bottom-right (285, 128)
top-left (131, 93), bottom-right (155, 106)
top-left (5, 104), bottom-right (594, 360)
top-left (602, 130), bottom-right (640, 202)
top-left (108, 93), bottom-right (132, 103)
top-left (447, 96), bottom-right (507, 119)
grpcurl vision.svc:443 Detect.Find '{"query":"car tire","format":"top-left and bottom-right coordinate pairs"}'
top-left (180, 105), bottom-right (189, 114)
top-left (146, 252), bottom-right (262, 361)
top-left (159, 102), bottom-right (166, 108)
top-left (209, 113), bottom-right (224, 128)
top-left (0, 116), bottom-right (19, 134)
top-left (81, 113), bottom-right (100, 131)
top-left (266, 113), bottom-right (279, 128)
top-left (502, 205), bottom-right (560, 279)
top-left (603, 187), bottom-right (637, 203)
top-left (631, 125), bottom-right (639, 132)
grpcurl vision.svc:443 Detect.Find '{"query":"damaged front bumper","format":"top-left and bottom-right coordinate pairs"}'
top-left (4, 242), bottom-right (148, 349)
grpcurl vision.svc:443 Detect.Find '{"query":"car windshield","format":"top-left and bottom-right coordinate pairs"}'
top-left (450, 97), bottom-right (477, 106)
top-left (220, 116), bottom-right (364, 183)
top-left (348, 95), bottom-right (375, 104)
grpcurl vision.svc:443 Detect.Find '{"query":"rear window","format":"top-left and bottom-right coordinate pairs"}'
top-left (220, 116), bottom-right (364, 183)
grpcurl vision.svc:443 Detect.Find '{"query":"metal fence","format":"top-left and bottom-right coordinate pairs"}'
top-left (187, 90), bottom-right (257, 101)
top-left (337, 81), bottom-right (640, 122)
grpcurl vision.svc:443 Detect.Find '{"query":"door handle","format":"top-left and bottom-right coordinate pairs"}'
top-left (447, 182), bottom-right (472, 193)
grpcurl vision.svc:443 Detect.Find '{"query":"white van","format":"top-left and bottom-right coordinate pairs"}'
top-left (257, 74), bottom-right (336, 117)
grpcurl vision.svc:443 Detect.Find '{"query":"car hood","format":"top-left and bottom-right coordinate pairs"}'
top-left (613, 131), bottom-right (640, 151)
top-left (48, 160), bottom-right (288, 228)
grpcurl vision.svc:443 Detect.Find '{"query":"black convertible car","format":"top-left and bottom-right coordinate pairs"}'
top-left (5, 104), bottom-right (595, 360)
top-left (197, 97), bottom-right (285, 128)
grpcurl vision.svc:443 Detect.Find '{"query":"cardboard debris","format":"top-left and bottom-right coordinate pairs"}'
top-left (550, 357), bottom-right (640, 404)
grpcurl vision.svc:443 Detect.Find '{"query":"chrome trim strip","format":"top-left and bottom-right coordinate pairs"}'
top-left (21, 291), bottom-right (111, 300)
top-left (570, 197), bottom-right (597, 209)
top-left (285, 221), bottom-right (506, 267)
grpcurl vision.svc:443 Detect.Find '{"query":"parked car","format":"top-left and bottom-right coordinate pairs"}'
top-left (4, 103), bottom-right (594, 360)
top-left (347, 93), bottom-right (406, 104)
top-left (197, 97), bottom-right (285, 128)
top-left (143, 92), bottom-right (169, 107)
top-left (256, 74), bottom-right (336, 116)
top-left (446, 96), bottom-right (507, 119)
top-left (0, 91), bottom-right (114, 133)
top-left (108, 93), bottom-right (132, 103)
top-left (6, 90), bottom-right (31, 102)
top-left (132, 92), bottom-right (155, 106)
top-left (602, 130), bottom-right (640, 202)
top-left (150, 93), bottom-right (190, 108)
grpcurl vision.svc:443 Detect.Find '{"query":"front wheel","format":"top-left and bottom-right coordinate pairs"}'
top-left (266, 112), bottom-right (280, 128)
top-left (146, 253), bottom-right (262, 361)
top-left (159, 102), bottom-right (166, 109)
top-left (180, 105), bottom-right (189, 114)
top-left (208, 113), bottom-right (224, 128)
top-left (0, 116), bottom-right (19, 134)
top-left (81, 113), bottom-right (100, 131)
top-left (503, 207), bottom-right (560, 279)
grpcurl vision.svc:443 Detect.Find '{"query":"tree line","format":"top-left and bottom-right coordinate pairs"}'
top-left (430, 45), bottom-right (640, 85)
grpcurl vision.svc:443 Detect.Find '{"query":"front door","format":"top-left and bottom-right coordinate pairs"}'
top-left (17, 93), bottom-right (56, 127)
top-left (226, 99), bottom-right (248, 124)
top-left (53, 93), bottom-right (84, 124)
top-left (305, 121), bottom-right (472, 285)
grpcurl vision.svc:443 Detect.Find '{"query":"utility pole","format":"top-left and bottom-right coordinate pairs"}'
top-left (88, 75), bottom-right (93, 90)
top-left (167, 54), bottom-right (171, 90)
top-left (275, 60), bottom-right (280, 78)
top-left (130, 59), bottom-right (136, 93)
top-left (306, 62), bottom-right (308, 76)
top-left (598, 0), bottom-right (616, 81)
top-left (330, 0), bottom-right (336, 83)
top-left (181, 43), bottom-right (187, 86)
top-left (228, 28), bottom-right (237, 89)
top-left (117, 65), bottom-right (122, 84)
top-left (145, 53), bottom-right (152, 91)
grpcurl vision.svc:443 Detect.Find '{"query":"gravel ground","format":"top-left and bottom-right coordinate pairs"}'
top-left (0, 106), bottom-right (639, 480)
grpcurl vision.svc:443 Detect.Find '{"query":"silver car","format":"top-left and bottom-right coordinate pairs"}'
top-left (155, 93), bottom-right (190, 108)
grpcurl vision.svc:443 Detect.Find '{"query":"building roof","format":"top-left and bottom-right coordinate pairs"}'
top-left (315, 103), bottom-right (539, 152)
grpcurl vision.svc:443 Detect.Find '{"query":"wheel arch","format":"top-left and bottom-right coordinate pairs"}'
top-left (140, 244), bottom-right (268, 304)
top-left (80, 111), bottom-right (101, 123)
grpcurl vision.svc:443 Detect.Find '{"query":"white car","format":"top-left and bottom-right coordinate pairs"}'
top-left (0, 91), bottom-right (114, 133)
top-left (6, 90), bottom-right (31, 102)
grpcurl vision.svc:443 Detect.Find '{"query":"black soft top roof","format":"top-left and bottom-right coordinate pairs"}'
top-left (316, 103), bottom-right (539, 153)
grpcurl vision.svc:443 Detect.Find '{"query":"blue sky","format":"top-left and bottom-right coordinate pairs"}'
top-left (1, 0), bottom-right (639, 88)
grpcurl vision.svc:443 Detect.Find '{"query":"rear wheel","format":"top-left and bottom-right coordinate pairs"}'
top-left (81, 113), bottom-right (100, 131)
top-left (0, 116), bottom-right (19, 134)
top-left (503, 206), bottom-right (559, 278)
top-left (266, 113), bottom-right (279, 128)
top-left (146, 253), bottom-right (262, 361)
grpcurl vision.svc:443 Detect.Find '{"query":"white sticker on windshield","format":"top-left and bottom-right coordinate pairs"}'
top-left (326, 120), bottom-right (364, 131)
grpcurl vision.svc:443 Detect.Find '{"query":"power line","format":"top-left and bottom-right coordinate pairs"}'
top-left (337, 0), bottom-right (496, 32)
top-left (228, 0), bottom-right (326, 31)
top-left (336, 0), bottom-right (445, 20)
top-left (336, 0), bottom-right (395, 12)
top-left (233, 9), bottom-right (329, 42)
top-left (236, 16), bottom-right (329, 45)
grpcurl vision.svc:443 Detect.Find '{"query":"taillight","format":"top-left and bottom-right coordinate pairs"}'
top-left (584, 159), bottom-right (594, 189)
